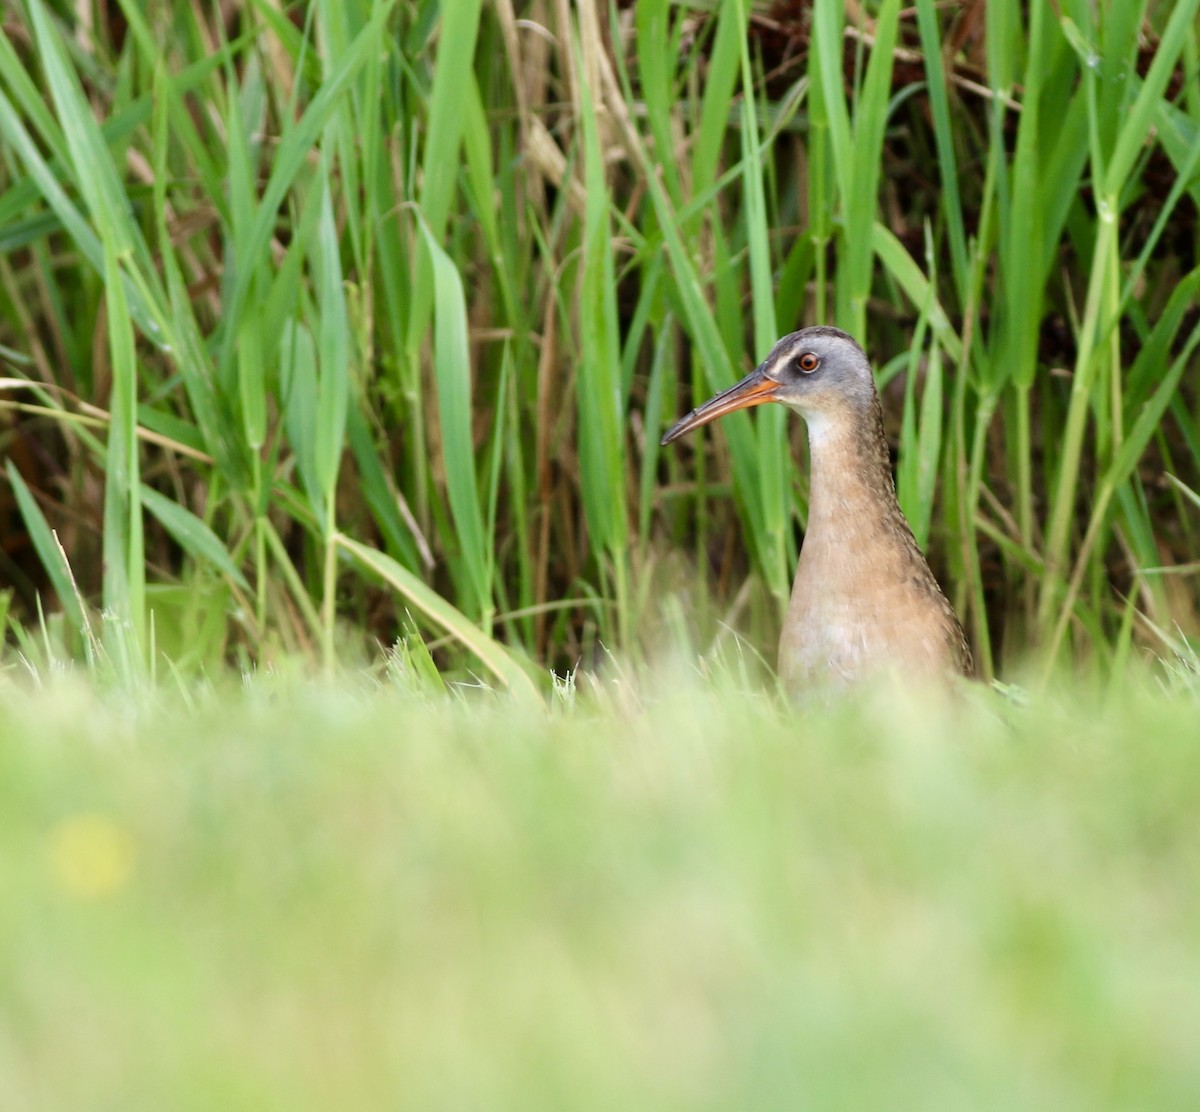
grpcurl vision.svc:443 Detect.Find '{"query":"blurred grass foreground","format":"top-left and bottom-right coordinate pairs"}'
top-left (3, 673), bottom-right (1200, 1110)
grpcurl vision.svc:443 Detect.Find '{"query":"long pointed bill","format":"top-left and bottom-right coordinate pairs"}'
top-left (660, 365), bottom-right (782, 445)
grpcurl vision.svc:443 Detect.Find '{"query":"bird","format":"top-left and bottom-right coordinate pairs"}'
top-left (661, 326), bottom-right (972, 693)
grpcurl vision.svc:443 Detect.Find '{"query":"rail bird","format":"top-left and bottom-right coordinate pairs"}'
top-left (662, 326), bottom-right (971, 693)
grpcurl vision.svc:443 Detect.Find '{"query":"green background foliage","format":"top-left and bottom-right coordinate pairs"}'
top-left (2, 0), bottom-right (1199, 685)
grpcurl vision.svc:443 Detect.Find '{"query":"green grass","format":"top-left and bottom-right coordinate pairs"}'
top-left (3, 670), bottom-right (1200, 1110)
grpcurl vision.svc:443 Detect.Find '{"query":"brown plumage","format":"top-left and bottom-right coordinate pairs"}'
top-left (662, 326), bottom-right (971, 694)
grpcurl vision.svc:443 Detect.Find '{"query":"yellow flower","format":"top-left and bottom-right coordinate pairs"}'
top-left (49, 813), bottom-right (136, 899)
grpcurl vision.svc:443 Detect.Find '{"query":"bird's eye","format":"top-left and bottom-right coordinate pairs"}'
top-left (798, 352), bottom-right (820, 373)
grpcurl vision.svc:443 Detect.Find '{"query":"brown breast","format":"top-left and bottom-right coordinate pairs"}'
top-left (778, 394), bottom-right (971, 694)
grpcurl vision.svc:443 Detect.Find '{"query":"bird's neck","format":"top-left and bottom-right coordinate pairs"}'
top-left (802, 394), bottom-right (908, 538)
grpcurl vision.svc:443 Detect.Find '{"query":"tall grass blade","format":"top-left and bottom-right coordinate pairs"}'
top-left (418, 220), bottom-right (490, 623)
top-left (913, 0), bottom-right (968, 300)
top-left (101, 240), bottom-right (145, 667)
top-left (574, 28), bottom-right (629, 638)
top-left (313, 177), bottom-right (351, 512)
top-left (5, 461), bottom-right (86, 635)
top-left (737, 15), bottom-right (787, 593)
top-left (418, 0), bottom-right (482, 240)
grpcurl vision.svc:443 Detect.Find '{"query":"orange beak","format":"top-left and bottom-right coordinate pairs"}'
top-left (660, 366), bottom-right (782, 445)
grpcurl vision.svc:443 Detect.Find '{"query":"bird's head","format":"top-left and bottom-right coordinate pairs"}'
top-left (660, 326), bottom-right (876, 445)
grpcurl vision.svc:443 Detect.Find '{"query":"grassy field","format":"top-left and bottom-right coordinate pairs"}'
top-left (3, 669), bottom-right (1200, 1110)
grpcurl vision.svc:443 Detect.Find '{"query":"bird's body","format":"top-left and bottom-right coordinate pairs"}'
top-left (662, 326), bottom-right (971, 694)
